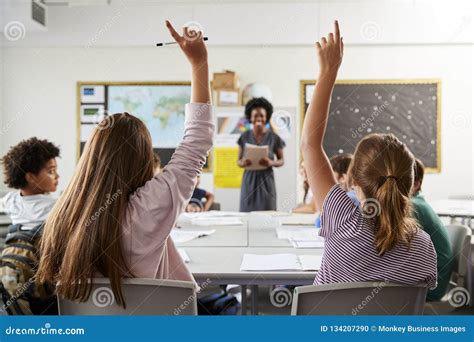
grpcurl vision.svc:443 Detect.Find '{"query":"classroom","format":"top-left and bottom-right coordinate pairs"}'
top-left (0, 0), bottom-right (473, 327)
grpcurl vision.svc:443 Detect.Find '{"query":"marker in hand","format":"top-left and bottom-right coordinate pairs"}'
top-left (156, 37), bottom-right (208, 47)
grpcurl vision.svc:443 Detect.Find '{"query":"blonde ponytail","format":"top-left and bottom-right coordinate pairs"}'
top-left (351, 134), bottom-right (418, 255)
top-left (373, 177), bottom-right (417, 255)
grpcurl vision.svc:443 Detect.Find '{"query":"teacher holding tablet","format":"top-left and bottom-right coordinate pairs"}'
top-left (237, 97), bottom-right (285, 212)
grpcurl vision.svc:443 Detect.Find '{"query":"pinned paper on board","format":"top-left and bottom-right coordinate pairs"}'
top-left (213, 146), bottom-right (244, 188)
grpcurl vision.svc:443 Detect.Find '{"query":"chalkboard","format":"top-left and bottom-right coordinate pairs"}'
top-left (300, 80), bottom-right (441, 172)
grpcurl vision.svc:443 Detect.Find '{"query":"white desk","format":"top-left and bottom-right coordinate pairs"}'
top-left (430, 199), bottom-right (474, 225)
top-left (174, 213), bottom-right (320, 314)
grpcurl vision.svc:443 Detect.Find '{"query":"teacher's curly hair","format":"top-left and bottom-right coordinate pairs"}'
top-left (245, 97), bottom-right (273, 123)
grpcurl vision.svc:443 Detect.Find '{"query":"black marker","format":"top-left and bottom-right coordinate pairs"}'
top-left (156, 37), bottom-right (208, 46)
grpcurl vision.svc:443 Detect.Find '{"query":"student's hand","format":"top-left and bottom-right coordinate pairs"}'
top-left (165, 20), bottom-right (208, 67)
top-left (259, 157), bottom-right (273, 167)
top-left (316, 20), bottom-right (343, 76)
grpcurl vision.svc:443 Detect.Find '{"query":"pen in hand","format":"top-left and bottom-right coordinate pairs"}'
top-left (156, 37), bottom-right (208, 47)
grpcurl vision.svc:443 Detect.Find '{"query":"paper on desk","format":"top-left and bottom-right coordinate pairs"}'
top-left (299, 255), bottom-right (323, 271)
top-left (278, 214), bottom-right (318, 226)
top-left (191, 217), bottom-right (243, 226)
top-left (276, 226), bottom-right (320, 240)
top-left (170, 229), bottom-right (216, 243)
top-left (240, 253), bottom-right (322, 271)
top-left (291, 239), bottom-right (324, 249)
top-left (251, 210), bottom-right (292, 217)
top-left (243, 143), bottom-right (269, 171)
top-left (177, 249), bottom-right (191, 263)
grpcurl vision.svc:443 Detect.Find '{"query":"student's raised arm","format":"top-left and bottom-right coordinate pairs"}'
top-left (301, 20), bottom-right (344, 211)
top-left (126, 21), bottom-right (214, 246)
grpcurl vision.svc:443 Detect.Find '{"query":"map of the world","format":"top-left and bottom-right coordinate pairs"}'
top-left (108, 84), bottom-right (191, 148)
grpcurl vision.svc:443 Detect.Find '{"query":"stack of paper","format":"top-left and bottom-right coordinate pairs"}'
top-left (243, 143), bottom-right (269, 171)
top-left (290, 240), bottom-right (324, 249)
top-left (190, 217), bottom-right (243, 226)
top-left (170, 229), bottom-right (216, 243)
top-left (277, 214), bottom-right (318, 226)
top-left (276, 227), bottom-right (320, 240)
top-left (240, 253), bottom-right (322, 271)
top-left (276, 227), bottom-right (324, 248)
top-left (177, 249), bottom-right (191, 263)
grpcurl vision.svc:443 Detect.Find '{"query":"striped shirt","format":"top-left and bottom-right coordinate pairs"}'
top-left (314, 184), bottom-right (437, 289)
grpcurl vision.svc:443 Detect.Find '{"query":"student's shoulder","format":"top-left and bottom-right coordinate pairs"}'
top-left (411, 227), bottom-right (436, 251)
top-left (2, 191), bottom-right (20, 205)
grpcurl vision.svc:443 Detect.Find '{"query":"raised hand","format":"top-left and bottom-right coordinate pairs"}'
top-left (316, 20), bottom-right (344, 76)
top-left (165, 20), bottom-right (208, 67)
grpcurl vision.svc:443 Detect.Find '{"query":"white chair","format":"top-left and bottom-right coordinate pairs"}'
top-left (425, 224), bottom-right (472, 314)
top-left (58, 278), bottom-right (197, 315)
top-left (291, 282), bottom-right (427, 315)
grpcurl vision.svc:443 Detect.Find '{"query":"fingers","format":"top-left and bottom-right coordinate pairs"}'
top-left (321, 37), bottom-right (327, 47)
top-left (328, 33), bottom-right (334, 43)
top-left (315, 42), bottom-right (322, 51)
top-left (166, 20), bottom-right (182, 43)
top-left (334, 20), bottom-right (340, 40)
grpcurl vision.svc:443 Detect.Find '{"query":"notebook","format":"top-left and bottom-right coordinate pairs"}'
top-left (240, 253), bottom-right (322, 271)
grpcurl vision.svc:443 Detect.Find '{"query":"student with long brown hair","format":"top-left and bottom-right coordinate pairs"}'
top-left (301, 21), bottom-right (437, 287)
top-left (36, 21), bottom-right (214, 307)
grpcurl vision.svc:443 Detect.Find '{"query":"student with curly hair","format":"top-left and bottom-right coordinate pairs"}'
top-left (237, 97), bottom-right (285, 212)
top-left (1, 137), bottom-right (60, 228)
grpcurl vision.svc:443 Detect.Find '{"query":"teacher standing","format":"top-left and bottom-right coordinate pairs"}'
top-left (237, 97), bottom-right (285, 212)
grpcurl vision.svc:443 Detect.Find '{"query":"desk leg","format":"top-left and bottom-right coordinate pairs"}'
top-left (251, 285), bottom-right (259, 315)
top-left (241, 285), bottom-right (247, 315)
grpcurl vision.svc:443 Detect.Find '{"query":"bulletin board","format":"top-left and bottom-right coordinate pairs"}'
top-left (300, 79), bottom-right (441, 172)
top-left (76, 81), bottom-right (211, 171)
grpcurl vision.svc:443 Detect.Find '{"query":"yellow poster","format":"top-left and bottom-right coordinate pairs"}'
top-left (213, 146), bottom-right (244, 188)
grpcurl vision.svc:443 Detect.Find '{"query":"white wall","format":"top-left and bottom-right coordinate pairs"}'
top-left (0, 0), bottom-right (473, 202)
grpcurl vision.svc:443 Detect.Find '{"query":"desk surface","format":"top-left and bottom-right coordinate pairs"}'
top-left (430, 199), bottom-right (474, 218)
top-left (175, 213), bottom-right (321, 285)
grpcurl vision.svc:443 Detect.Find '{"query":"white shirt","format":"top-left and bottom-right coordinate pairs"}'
top-left (1, 191), bottom-right (56, 228)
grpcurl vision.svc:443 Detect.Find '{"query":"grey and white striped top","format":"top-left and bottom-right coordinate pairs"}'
top-left (314, 184), bottom-right (437, 289)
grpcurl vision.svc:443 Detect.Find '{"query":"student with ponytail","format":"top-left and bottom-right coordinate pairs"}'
top-left (301, 21), bottom-right (437, 288)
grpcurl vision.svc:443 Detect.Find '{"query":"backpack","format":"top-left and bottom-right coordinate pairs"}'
top-left (198, 290), bottom-right (241, 315)
top-left (0, 223), bottom-right (56, 315)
